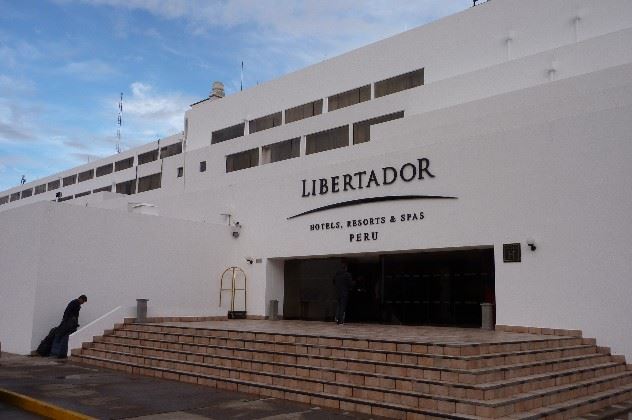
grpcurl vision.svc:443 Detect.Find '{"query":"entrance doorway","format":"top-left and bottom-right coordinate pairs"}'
top-left (283, 248), bottom-right (494, 328)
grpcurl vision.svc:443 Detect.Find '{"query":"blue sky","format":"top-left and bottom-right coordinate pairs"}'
top-left (0, 0), bottom-right (470, 191)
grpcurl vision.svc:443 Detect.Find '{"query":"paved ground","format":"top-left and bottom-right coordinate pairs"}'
top-left (0, 352), bottom-right (380, 419)
top-left (0, 401), bottom-right (42, 419)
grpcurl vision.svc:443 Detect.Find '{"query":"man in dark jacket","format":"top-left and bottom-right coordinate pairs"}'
top-left (50, 295), bottom-right (87, 358)
top-left (333, 263), bottom-right (353, 325)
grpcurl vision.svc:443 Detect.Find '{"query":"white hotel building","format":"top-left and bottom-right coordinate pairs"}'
top-left (1, 0), bottom-right (631, 361)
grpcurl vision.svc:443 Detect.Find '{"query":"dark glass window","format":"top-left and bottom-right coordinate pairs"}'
top-left (353, 111), bottom-right (405, 144)
top-left (10, 192), bottom-right (20, 202)
top-left (199, 161), bottom-right (206, 172)
top-left (160, 142), bottom-right (183, 158)
top-left (75, 191), bottom-right (91, 198)
top-left (34, 184), bottom-right (46, 195)
top-left (21, 188), bottom-right (33, 198)
top-left (78, 169), bottom-right (94, 182)
top-left (263, 138), bottom-right (300, 163)
top-left (138, 149), bottom-right (159, 165)
top-left (328, 85), bottom-right (370, 112)
top-left (212, 123), bottom-right (244, 144)
top-left (58, 196), bottom-right (73, 202)
top-left (93, 185), bottom-right (112, 193)
top-left (306, 125), bottom-right (349, 155)
top-left (96, 163), bottom-right (113, 177)
top-left (285, 100), bottom-right (323, 124)
top-left (137, 173), bottom-right (161, 193)
top-left (0, 195), bottom-right (8, 205)
top-left (47, 180), bottom-right (60, 191)
top-left (374, 68), bottom-right (424, 98)
top-left (63, 174), bottom-right (77, 186)
top-left (249, 112), bottom-right (282, 134)
top-left (177, 167), bottom-right (184, 177)
top-left (226, 148), bottom-right (259, 173)
top-left (115, 179), bottom-right (136, 195)
top-left (115, 157), bottom-right (134, 171)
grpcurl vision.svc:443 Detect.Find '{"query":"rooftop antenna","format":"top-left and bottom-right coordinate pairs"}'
top-left (116, 92), bottom-right (123, 153)
top-left (240, 61), bottom-right (244, 91)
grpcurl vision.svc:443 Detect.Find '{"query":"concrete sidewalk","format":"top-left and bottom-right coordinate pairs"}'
top-left (0, 352), bottom-right (378, 419)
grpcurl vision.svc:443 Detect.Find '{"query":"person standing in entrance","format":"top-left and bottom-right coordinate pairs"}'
top-left (50, 294), bottom-right (87, 358)
top-left (333, 262), bottom-right (353, 325)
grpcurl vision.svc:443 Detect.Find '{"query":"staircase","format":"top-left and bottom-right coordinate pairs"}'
top-left (71, 321), bottom-right (632, 419)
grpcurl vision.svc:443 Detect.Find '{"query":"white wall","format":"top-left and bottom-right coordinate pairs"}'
top-left (1, 201), bottom-right (240, 354)
top-left (0, 205), bottom-right (45, 353)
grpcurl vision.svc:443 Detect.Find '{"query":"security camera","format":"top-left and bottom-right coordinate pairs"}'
top-left (231, 221), bottom-right (242, 238)
top-left (526, 238), bottom-right (536, 251)
top-left (245, 257), bottom-right (254, 264)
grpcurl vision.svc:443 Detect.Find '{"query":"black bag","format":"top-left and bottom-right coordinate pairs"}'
top-left (36, 327), bottom-right (57, 357)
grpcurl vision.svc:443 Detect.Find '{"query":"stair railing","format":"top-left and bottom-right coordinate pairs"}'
top-left (68, 305), bottom-right (126, 357)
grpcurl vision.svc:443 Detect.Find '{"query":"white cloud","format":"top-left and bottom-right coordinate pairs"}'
top-left (114, 82), bottom-right (194, 148)
top-left (69, 0), bottom-right (469, 66)
top-left (62, 59), bottom-right (118, 80)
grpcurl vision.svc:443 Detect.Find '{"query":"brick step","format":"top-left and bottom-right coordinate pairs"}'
top-left (74, 347), bottom-right (632, 418)
top-left (576, 398), bottom-right (632, 420)
top-left (461, 345), bottom-right (599, 369)
top-left (121, 323), bottom-right (584, 356)
top-left (85, 340), bottom-right (625, 401)
top-left (95, 333), bottom-right (612, 384)
top-left (507, 384), bottom-right (632, 419)
top-left (110, 331), bottom-right (597, 369)
top-left (113, 326), bottom-right (597, 370)
top-left (484, 371), bottom-right (632, 418)
top-left (71, 352), bottom-right (479, 420)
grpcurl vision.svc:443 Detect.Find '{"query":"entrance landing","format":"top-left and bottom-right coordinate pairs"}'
top-left (161, 319), bottom-right (562, 346)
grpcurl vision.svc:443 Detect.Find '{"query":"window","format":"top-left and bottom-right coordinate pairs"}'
top-left (10, 192), bottom-right (20, 202)
top-left (0, 196), bottom-right (9, 205)
top-left (75, 191), bottom-right (91, 198)
top-left (177, 167), bottom-right (184, 177)
top-left (226, 148), bottom-right (259, 173)
top-left (306, 125), bottom-right (349, 155)
top-left (21, 188), bottom-right (33, 198)
top-left (328, 85), bottom-right (370, 112)
top-left (115, 157), bottom-right (134, 171)
top-left (96, 163), bottom-right (113, 177)
top-left (353, 111), bottom-right (405, 144)
top-left (116, 179), bottom-right (136, 195)
top-left (249, 112), bottom-right (282, 134)
top-left (34, 184), bottom-right (46, 195)
top-left (285, 99), bottom-right (323, 124)
top-left (374, 68), bottom-right (424, 98)
top-left (199, 161), bottom-right (206, 172)
top-left (212, 122), bottom-right (244, 144)
top-left (47, 180), bottom-right (60, 191)
top-left (263, 138), bottom-right (300, 164)
top-left (160, 142), bottom-right (183, 159)
top-left (93, 185), bottom-right (112, 193)
top-left (63, 174), bottom-right (77, 186)
top-left (138, 149), bottom-right (159, 165)
top-left (78, 169), bottom-right (94, 182)
top-left (58, 196), bottom-right (73, 202)
top-left (137, 173), bottom-right (161, 193)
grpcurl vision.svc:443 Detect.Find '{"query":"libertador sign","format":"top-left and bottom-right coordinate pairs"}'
top-left (300, 158), bottom-right (435, 198)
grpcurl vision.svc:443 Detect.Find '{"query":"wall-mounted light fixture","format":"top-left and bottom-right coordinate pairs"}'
top-left (526, 238), bottom-right (536, 251)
